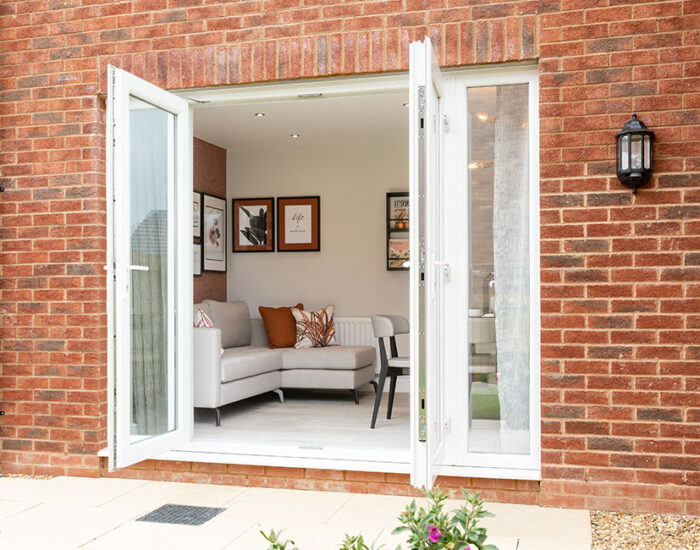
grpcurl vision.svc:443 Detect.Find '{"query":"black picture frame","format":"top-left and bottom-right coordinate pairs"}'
top-left (202, 193), bottom-right (227, 272)
top-left (193, 191), bottom-right (202, 239)
top-left (232, 197), bottom-right (275, 253)
top-left (277, 196), bottom-right (321, 252)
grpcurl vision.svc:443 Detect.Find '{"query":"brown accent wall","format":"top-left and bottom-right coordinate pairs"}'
top-left (193, 137), bottom-right (227, 304)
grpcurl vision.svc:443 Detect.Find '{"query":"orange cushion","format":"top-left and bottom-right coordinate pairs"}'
top-left (259, 303), bottom-right (304, 349)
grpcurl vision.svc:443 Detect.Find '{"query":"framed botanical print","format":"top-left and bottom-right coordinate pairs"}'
top-left (193, 242), bottom-right (202, 276)
top-left (202, 193), bottom-right (226, 272)
top-left (232, 197), bottom-right (274, 252)
top-left (193, 192), bottom-right (202, 239)
top-left (277, 196), bottom-right (320, 252)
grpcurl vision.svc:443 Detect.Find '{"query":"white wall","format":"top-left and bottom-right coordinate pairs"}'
top-left (226, 140), bottom-right (409, 320)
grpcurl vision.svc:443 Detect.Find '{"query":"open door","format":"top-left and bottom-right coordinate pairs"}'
top-left (106, 66), bottom-right (193, 470)
top-left (409, 38), bottom-right (446, 488)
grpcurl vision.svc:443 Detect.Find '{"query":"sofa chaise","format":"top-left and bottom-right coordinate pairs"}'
top-left (194, 300), bottom-right (376, 425)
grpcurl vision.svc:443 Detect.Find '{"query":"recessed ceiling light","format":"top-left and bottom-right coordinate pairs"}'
top-left (254, 112), bottom-right (265, 117)
top-left (290, 133), bottom-right (300, 138)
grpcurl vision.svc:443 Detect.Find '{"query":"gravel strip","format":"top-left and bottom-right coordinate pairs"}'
top-left (591, 511), bottom-right (700, 550)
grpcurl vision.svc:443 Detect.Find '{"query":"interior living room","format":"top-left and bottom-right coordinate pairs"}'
top-left (188, 90), bottom-right (412, 463)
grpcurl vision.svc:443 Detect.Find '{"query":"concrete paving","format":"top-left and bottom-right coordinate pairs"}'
top-left (0, 476), bottom-right (592, 549)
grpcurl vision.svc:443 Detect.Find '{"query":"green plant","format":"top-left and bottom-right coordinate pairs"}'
top-left (261, 530), bottom-right (383, 550)
top-left (392, 488), bottom-right (498, 550)
top-left (261, 487), bottom-right (497, 550)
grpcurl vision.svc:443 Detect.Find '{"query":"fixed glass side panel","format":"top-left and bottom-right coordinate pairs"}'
top-left (128, 97), bottom-right (177, 441)
top-left (467, 84), bottom-right (530, 455)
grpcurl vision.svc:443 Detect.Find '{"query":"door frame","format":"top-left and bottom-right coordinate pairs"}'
top-left (438, 65), bottom-right (541, 478)
top-left (106, 66), bottom-right (194, 471)
top-left (104, 64), bottom-right (540, 482)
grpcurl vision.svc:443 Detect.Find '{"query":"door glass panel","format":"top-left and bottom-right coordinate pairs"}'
top-left (467, 84), bottom-right (530, 455)
top-left (129, 96), bottom-right (176, 441)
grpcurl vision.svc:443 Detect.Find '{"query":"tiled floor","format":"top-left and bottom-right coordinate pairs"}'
top-left (0, 476), bottom-right (592, 550)
top-left (193, 390), bottom-right (410, 454)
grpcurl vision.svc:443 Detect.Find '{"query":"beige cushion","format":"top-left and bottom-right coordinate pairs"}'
top-left (220, 346), bottom-right (282, 383)
top-left (204, 300), bottom-right (251, 348)
top-left (388, 356), bottom-right (410, 368)
top-left (281, 345), bottom-right (375, 371)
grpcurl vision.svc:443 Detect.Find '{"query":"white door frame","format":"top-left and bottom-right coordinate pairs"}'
top-left (437, 66), bottom-right (541, 478)
top-left (107, 66), bottom-right (194, 471)
top-left (104, 63), bottom-right (539, 483)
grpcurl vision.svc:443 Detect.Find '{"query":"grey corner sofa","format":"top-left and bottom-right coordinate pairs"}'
top-left (193, 300), bottom-right (377, 425)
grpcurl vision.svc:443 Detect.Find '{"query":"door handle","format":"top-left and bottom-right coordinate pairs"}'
top-left (434, 261), bottom-right (450, 282)
top-left (127, 265), bottom-right (150, 272)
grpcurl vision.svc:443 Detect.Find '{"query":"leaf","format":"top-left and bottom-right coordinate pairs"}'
top-left (482, 545), bottom-right (500, 550)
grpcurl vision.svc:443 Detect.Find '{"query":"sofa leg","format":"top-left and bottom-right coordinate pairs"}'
top-left (273, 389), bottom-right (285, 404)
top-left (369, 380), bottom-right (378, 394)
top-left (214, 407), bottom-right (221, 427)
top-left (351, 389), bottom-right (359, 405)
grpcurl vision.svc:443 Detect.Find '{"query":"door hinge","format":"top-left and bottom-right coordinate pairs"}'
top-left (443, 114), bottom-right (449, 132)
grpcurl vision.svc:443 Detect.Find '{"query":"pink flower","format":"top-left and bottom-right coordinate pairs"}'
top-left (428, 525), bottom-right (442, 543)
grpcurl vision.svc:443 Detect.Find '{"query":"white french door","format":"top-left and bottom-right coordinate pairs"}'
top-left (409, 38), bottom-right (448, 488)
top-left (107, 66), bottom-right (193, 470)
top-left (410, 45), bottom-right (540, 485)
top-left (438, 67), bottom-right (541, 477)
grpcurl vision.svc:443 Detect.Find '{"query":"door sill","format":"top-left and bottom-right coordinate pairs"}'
top-left (152, 438), bottom-right (410, 474)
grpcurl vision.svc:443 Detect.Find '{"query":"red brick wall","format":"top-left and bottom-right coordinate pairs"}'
top-left (1, 0), bottom-right (699, 515)
top-left (193, 137), bottom-right (227, 304)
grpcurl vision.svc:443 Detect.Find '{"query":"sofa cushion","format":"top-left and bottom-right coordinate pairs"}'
top-left (291, 305), bottom-right (338, 349)
top-left (259, 303), bottom-right (304, 349)
top-left (280, 345), bottom-right (375, 371)
top-left (220, 346), bottom-right (282, 383)
top-left (204, 300), bottom-right (251, 348)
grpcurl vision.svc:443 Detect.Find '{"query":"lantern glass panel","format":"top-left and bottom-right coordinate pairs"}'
top-left (620, 135), bottom-right (629, 170)
top-left (631, 134), bottom-right (642, 170)
top-left (644, 135), bottom-right (651, 169)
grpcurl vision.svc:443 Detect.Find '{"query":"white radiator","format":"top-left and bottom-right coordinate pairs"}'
top-left (334, 317), bottom-right (380, 372)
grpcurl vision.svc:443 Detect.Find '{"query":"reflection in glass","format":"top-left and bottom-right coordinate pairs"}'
top-left (129, 97), bottom-right (176, 440)
top-left (468, 84), bottom-right (530, 455)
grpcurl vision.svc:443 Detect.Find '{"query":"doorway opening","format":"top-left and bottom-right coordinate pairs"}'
top-left (188, 86), bottom-right (412, 466)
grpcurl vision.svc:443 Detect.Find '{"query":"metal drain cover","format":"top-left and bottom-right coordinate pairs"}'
top-left (137, 504), bottom-right (225, 526)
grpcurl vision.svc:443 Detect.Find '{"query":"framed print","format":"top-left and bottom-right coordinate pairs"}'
top-left (277, 196), bottom-right (320, 252)
top-left (193, 192), bottom-right (202, 238)
top-left (388, 238), bottom-right (410, 269)
top-left (232, 197), bottom-right (274, 252)
top-left (193, 242), bottom-right (202, 276)
top-left (387, 192), bottom-right (409, 271)
top-left (202, 193), bottom-right (226, 272)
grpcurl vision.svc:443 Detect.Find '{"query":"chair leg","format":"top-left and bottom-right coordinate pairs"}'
top-left (214, 407), bottom-right (221, 427)
top-left (387, 375), bottom-right (397, 419)
top-left (369, 380), bottom-right (378, 393)
top-left (371, 364), bottom-right (389, 429)
top-left (273, 389), bottom-right (284, 404)
top-left (351, 389), bottom-right (359, 405)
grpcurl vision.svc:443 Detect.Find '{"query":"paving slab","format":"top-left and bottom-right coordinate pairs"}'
top-left (0, 476), bottom-right (592, 550)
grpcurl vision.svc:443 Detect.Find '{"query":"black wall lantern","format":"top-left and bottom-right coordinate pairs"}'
top-left (616, 113), bottom-right (654, 194)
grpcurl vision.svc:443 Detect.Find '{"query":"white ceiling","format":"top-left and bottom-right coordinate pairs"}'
top-left (193, 91), bottom-right (409, 150)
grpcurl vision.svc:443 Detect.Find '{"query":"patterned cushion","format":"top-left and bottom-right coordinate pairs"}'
top-left (194, 308), bottom-right (215, 328)
top-left (291, 305), bottom-right (339, 349)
